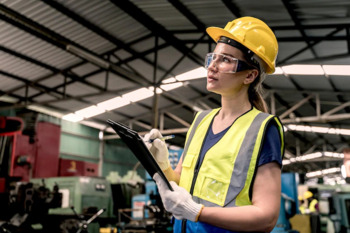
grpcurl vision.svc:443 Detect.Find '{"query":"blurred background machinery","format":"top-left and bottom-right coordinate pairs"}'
top-left (0, 116), bottom-right (172, 233)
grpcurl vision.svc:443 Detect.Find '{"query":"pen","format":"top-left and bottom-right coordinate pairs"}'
top-left (148, 135), bottom-right (175, 143)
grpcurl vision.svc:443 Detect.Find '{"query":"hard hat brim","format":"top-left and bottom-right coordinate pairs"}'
top-left (206, 27), bottom-right (236, 43)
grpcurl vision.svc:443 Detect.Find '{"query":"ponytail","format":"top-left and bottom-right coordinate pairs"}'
top-left (248, 73), bottom-right (269, 113)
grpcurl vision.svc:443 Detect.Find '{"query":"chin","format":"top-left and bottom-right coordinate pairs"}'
top-left (207, 86), bottom-right (221, 95)
top-left (207, 84), bottom-right (218, 92)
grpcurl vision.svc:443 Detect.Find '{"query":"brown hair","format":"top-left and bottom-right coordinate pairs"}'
top-left (248, 73), bottom-right (268, 113)
top-left (243, 53), bottom-right (269, 113)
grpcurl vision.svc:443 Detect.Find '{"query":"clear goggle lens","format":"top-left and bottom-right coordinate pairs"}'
top-left (204, 53), bottom-right (255, 73)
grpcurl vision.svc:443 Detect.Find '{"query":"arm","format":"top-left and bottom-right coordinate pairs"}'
top-left (198, 162), bottom-right (281, 232)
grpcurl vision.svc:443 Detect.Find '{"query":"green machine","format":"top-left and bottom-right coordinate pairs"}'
top-left (31, 176), bottom-right (114, 218)
top-left (329, 185), bottom-right (350, 233)
top-left (314, 184), bottom-right (350, 233)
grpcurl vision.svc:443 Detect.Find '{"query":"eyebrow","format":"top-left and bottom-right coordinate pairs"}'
top-left (219, 53), bottom-right (237, 59)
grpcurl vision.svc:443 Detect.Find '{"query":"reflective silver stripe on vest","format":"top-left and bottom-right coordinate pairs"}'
top-left (182, 110), bottom-right (212, 162)
top-left (193, 112), bottom-right (271, 207)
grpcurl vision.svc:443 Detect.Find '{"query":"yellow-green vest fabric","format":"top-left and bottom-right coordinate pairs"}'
top-left (179, 107), bottom-right (284, 207)
top-left (309, 199), bottom-right (318, 212)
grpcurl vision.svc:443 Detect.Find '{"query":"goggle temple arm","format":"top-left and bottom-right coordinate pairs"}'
top-left (236, 60), bottom-right (258, 72)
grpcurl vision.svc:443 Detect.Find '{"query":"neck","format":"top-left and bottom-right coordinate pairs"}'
top-left (218, 93), bottom-right (252, 120)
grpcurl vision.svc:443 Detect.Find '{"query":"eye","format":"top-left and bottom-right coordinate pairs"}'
top-left (222, 55), bottom-right (232, 63)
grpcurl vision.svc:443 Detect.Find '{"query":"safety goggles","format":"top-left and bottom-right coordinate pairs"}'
top-left (204, 53), bottom-right (256, 73)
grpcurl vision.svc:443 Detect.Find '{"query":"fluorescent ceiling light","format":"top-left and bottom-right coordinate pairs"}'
top-left (175, 67), bottom-right (206, 81)
top-left (0, 95), bottom-right (18, 103)
top-left (282, 65), bottom-right (324, 75)
top-left (283, 151), bottom-right (343, 165)
top-left (306, 170), bottom-right (322, 178)
top-left (282, 160), bottom-right (291, 165)
top-left (27, 105), bottom-right (63, 118)
top-left (306, 167), bottom-right (341, 178)
top-left (323, 65), bottom-right (350, 76)
top-left (148, 86), bottom-right (163, 94)
top-left (324, 152), bottom-right (344, 158)
top-left (75, 105), bottom-right (105, 118)
top-left (285, 124), bottom-right (350, 136)
top-left (97, 97), bottom-right (130, 111)
top-left (272, 67), bottom-right (283, 75)
top-left (271, 64), bottom-right (350, 76)
top-left (291, 152), bottom-right (323, 162)
top-left (162, 77), bottom-right (177, 84)
top-left (62, 113), bottom-right (84, 122)
top-left (122, 87), bottom-right (154, 102)
top-left (160, 82), bottom-right (184, 91)
top-left (322, 167), bottom-right (341, 174)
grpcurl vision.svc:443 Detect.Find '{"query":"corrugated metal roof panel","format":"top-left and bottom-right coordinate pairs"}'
top-left (0, 51), bottom-right (51, 80)
top-left (56, 0), bottom-right (150, 44)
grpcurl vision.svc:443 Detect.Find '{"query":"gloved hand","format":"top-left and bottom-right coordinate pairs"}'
top-left (144, 129), bottom-right (170, 171)
top-left (153, 173), bottom-right (204, 222)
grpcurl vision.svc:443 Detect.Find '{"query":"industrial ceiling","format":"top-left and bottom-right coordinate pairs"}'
top-left (0, 0), bottom-right (349, 181)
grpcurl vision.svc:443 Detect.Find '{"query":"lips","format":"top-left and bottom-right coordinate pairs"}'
top-left (207, 75), bottom-right (218, 82)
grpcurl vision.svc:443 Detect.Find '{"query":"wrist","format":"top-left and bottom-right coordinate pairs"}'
top-left (183, 199), bottom-right (204, 222)
top-left (195, 205), bottom-right (204, 222)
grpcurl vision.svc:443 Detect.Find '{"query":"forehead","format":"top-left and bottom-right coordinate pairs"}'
top-left (213, 43), bottom-right (245, 59)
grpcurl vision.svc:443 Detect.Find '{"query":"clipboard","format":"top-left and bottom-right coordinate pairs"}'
top-left (107, 119), bottom-right (174, 191)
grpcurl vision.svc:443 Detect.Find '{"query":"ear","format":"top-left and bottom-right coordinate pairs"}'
top-left (243, 69), bottom-right (259, 85)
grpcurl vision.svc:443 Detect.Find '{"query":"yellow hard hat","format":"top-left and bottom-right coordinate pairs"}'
top-left (303, 191), bottom-right (313, 199)
top-left (206, 16), bottom-right (278, 74)
top-left (298, 195), bottom-right (303, 201)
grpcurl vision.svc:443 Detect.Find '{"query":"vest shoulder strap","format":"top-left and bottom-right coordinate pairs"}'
top-left (182, 109), bottom-right (212, 160)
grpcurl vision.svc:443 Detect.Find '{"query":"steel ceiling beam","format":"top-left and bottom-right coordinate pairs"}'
top-left (278, 27), bottom-right (344, 65)
top-left (0, 2), bottom-right (151, 90)
top-left (110, 0), bottom-right (203, 66)
top-left (272, 23), bottom-right (350, 30)
top-left (221, 0), bottom-right (242, 18)
top-left (282, 0), bottom-right (322, 59)
top-left (0, 46), bottom-right (105, 95)
top-left (42, 0), bottom-right (172, 83)
top-left (168, 0), bottom-right (207, 32)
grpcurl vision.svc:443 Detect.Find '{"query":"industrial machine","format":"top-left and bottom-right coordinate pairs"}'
top-left (31, 176), bottom-right (114, 233)
top-left (0, 179), bottom-right (62, 233)
top-left (118, 150), bottom-right (182, 233)
top-left (272, 172), bottom-right (299, 233)
top-left (0, 116), bottom-right (110, 233)
top-left (117, 172), bottom-right (172, 232)
top-left (328, 186), bottom-right (350, 233)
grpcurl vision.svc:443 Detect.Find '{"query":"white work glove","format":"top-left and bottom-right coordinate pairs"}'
top-left (144, 129), bottom-right (170, 171)
top-left (153, 173), bottom-right (204, 222)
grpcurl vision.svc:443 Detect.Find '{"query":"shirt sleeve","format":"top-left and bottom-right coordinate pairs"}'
top-left (258, 121), bottom-right (282, 167)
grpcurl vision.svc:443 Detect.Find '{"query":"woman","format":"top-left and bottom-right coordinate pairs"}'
top-left (145, 16), bottom-right (284, 233)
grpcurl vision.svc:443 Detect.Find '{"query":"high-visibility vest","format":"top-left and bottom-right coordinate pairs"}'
top-left (309, 199), bottom-right (318, 212)
top-left (179, 107), bottom-right (284, 207)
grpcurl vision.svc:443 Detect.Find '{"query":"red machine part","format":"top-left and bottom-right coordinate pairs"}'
top-left (11, 134), bottom-right (35, 180)
top-left (11, 121), bottom-right (61, 181)
top-left (0, 116), bottom-right (23, 136)
top-left (2, 117), bottom-right (98, 181)
top-left (32, 122), bottom-right (60, 178)
top-left (0, 178), bottom-right (5, 193)
top-left (59, 159), bottom-right (99, 177)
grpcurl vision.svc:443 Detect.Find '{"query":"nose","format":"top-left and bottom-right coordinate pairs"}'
top-left (207, 57), bottom-right (218, 72)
